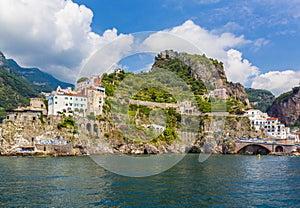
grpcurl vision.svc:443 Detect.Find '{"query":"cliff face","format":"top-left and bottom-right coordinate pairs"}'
top-left (155, 50), bottom-right (251, 108)
top-left (267, 87), bottom-right (300, 126)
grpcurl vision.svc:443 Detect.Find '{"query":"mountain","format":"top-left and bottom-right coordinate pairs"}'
top-left (0, 52), bottom-right (39, 120)
top-left (0, 51), bottom-right (73, 121)
top-left (246, 88), bottom-right (275, 112)
top-left (267, 87), bottom-right (300, 126)
top-left (7, 59), bottom-right (73, 92)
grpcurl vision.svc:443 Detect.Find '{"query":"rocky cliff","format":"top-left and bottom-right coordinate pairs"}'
top-left (154, 50), bottom-right (251, 108)
top-left (267, 87), bottom-right (300, 126)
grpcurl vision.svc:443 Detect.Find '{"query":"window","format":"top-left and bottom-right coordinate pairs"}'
top-left (55, 96), bottom-right (57, 99)
top-left (70, 103), bottom-right (72, 106)
top-left (70, 97), bottom-right (72, 100)
top-left (55, 102), bottom-right (57, 104)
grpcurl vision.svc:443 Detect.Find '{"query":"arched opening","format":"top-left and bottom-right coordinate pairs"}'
top-left (275, 146), bottom-right (284, 152)
top-left (93, 124), bottom-right (99, 136)
top-left (238, 144), bottom-right (271, 155)
top-left (86, 123), bottom-right (91, 133)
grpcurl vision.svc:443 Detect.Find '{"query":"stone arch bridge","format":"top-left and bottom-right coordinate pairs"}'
top-left (235, 141), bottom-right (296, 155)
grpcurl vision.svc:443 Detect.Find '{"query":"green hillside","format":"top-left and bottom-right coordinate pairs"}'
top-left (0, 51), bottom-right (73, 121)
top-left (0, 67), bottom-right (39, 121)
top-left (246, 88), bottom-right (275, 112)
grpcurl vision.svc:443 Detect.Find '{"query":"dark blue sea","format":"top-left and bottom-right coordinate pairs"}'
top-left (0, 154), bottom-right (299, 207)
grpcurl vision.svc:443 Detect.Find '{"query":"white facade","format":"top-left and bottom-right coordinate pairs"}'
top-left (245, 109), bottom-right (290, 139)
top-left (245, 109), bottom-right (268, 131)
top-left (47, 94), bottom-right (87, 116)
top-left (265, 118), bottom-right (289, 139)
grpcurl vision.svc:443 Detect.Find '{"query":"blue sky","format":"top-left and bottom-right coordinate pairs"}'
top-left (0, 0), bottom-right (299, 96)
top-left (74, 0), bottom-right (300, 71)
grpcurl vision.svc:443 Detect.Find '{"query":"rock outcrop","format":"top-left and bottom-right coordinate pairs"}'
top-left (154, 50), bottom-right (251, 108)
top-left (267, 87), bottom-right (300, 126)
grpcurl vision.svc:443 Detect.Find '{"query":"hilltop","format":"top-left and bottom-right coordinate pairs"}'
top-left (153, 50), bottom-right (251, 113)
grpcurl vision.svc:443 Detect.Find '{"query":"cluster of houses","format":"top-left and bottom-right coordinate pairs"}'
top-left (4, 75), bottom-right (106, 123)
top-left (244, 109), bottom-right (299, 141)
top-left (47, 75), bottom-right (105, 117)
top-left (2, 72), bottom-right (300, 143)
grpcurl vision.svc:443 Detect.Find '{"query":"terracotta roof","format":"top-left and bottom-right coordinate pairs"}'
top-left (62, 93), bottom-right (87, 97)
top-left (267, 117), bottom-right (278, 120)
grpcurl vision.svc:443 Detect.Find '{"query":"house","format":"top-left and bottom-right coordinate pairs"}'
top-left (265, 117), bottom-right (289, 139)
top-left (47, 86), bottom-right (87, 116)
top-left (244, 110), bottom-right (290, 139)
top-left (244, 109), bottom-right (268, 131)
top-left (5, 98), bottom-right (47, 122)
top-left (86, 87), bottom-right (105, 116)
top-left (75, 76), bottom-right (106, 116)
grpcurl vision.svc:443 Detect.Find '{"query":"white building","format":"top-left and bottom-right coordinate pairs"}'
top-left (245, 109), bottom-right (268, 131)
top-left (47, 93), bottom-right (87, 116)
top-left (244, 109), bottom-right (290, 139)
top-left (265, 117), bottom-right (289, 139)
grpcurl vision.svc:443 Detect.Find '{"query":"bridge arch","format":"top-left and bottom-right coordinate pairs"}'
top-left (237, 144), bottom-right (271, 155)
top-left (275, 145), bottom-right (284, 152)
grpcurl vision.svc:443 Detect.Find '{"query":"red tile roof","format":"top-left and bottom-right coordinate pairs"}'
top-left (63, 93), bottom-right (87, 97)
top-left (267, 117), bottom-right (278, 120)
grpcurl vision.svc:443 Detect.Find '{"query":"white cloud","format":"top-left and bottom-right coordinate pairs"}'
top-left (251, 70), bottom-right (300, 96)
top-left (143, 20), bottom-right (258, 85)
top-left (226, 49), bottom-right (259, 85)
top-left (0, 1), bottom-right (275, 89)
top-left (0, 0), bottom-right (131, 83)
top-left (252, 38), bottom-right (269, 51)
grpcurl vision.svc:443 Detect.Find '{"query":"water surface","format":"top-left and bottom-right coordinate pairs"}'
top-left (0, 155), bottom-right (299, 207)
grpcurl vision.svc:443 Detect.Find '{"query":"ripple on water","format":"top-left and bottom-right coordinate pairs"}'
top-left (0, 155), bottom-right (299, 207)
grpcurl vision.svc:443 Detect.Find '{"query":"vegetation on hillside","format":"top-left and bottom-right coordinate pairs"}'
top-left (153, 57), bottom-right (207, 95)
top-left (132, 87), bottom-right (176, 103)
top-left (101, 70), bottom-right (132, 96)
top-left (0, 67), bottom-right (39, 121)
top-left (246, 88), bottom-right (275, 112)
top-left (0, 51), bottom-right (74, 122)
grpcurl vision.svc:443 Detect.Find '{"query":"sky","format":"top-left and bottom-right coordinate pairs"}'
top-left (0, 0), bottom-right (300, 96)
